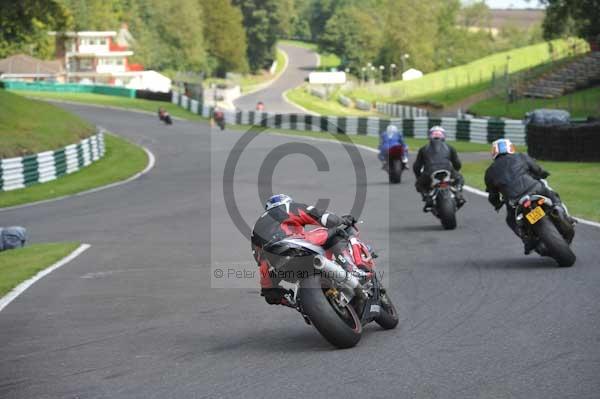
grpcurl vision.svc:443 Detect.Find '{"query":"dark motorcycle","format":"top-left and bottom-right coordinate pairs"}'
top-left (262, 223), bottom-right (398, 349)
top-left (427, 169), bottom-right (460, 230)
top-left (158, 109), bottom-right (172, 125)
top-left (214, 110), bottom-right (225, 131)
top-left (385, 144), bottom-right (407, 184)
top-left (510, 189), bottom-right (576, 267)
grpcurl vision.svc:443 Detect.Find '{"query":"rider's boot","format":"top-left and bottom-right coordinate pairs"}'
top-left (422, 193), bottom-right (434, 212)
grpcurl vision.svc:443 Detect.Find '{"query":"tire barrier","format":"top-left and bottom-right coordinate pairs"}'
top-left (376, 102), bottom-right (429, 118)
top-left (527, 121), bottom-right (600, 162)
top-left (135, 89), bottom-right (172, 102)
top-left (0, 130), bottom-right (105, 192)
top-left (173, 92), bottom-right (526, 145)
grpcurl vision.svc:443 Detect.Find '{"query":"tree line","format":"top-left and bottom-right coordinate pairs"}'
top-left (0, 0), bottom-right (282, 76)
top-left (1, 0), bottom-right (598, 81)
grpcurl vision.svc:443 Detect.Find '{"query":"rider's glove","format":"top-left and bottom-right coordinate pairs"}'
top-left (334, 226), bottom-right (350, 240)
top-left (341, 214), bottom-right (356, 226)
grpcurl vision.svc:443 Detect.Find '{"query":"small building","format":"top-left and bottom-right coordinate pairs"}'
top-left (49, 29), bottom-right (136, 85)
top-left (402, 68), bottom-right (424, 81)
top-left (49, 26), bottom-right (170, 92)
top-left (0, 54), bottom-right (64, 82)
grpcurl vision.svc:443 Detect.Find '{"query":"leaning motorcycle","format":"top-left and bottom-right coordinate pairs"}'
top-left (509, 188), bottom-right (576, 267)
top-left (213, 110), bottom-right (226, 131)
top-left (261, 223), bottom-right (398, 349)
top-left (427, 169), bottom-right (460, 230)
top-left (385, 144), bottom-right (407, 184)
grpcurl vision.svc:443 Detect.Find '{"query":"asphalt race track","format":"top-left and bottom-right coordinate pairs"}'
top-left (233, 44), bottom-right (318, 114)
top-left (0, 101), bottom-right (599, 399)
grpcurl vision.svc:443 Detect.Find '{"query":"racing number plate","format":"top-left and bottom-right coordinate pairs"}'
top-left (526, 206), bottom-right (545, 224)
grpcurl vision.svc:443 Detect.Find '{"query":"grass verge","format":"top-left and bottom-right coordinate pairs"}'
top-left (469, 86), bottom-right (600, 119)
top-left (462, 159), bottom-right (600, 221)
top-left (285, 85), bottom-right (379, 116)
top-left (0, 90), bottom-right (94, 158)
top-left (0, 242), bottom-right (80, 297)
top-left (347, 38), bottom-right (587, 105)
top-left (12, 90), bottom-right (205, 121)
top-left (0, 134), bottom-right (148, 208)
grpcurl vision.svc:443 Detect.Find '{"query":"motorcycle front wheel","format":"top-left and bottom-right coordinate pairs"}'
top-left (299, 276), bottom-right (362, 349)
top-left (375, 291), bottom-right (399, 330)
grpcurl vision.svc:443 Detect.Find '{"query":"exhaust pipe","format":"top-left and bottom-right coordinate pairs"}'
top-left (313, 255), bottom-right (364, 297)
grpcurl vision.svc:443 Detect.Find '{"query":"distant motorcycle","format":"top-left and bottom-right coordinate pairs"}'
top-left (427, 169), bottom-right (461, 230)
top-left (158, 108), bottom-right (172, 125)
top-left (385, 144), bottom-right (408, 184)
top-left (509, 187), bottom-right (576, 267)
top-left (213, 110), bottom-right (225, 130)
top-left (261, 222), bottom-right (398, 348)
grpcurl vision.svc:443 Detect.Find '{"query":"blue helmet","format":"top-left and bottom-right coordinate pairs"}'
top-left (265, 194), bottom-right (293, 211)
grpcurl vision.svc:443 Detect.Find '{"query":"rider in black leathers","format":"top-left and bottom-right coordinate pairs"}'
top-left (484, 138), bottom-right (573, 253)
top-left (413, 126), bottom-right (465, 211)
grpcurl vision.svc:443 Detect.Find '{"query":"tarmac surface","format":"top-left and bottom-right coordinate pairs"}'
top-left (0, 103), bottom-right (599, 398)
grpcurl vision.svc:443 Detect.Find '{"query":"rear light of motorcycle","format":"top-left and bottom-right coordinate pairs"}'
top-left (523, 199), bottom-right (531, 208)
top-left (439, 182), bottom-right (449, 188)
top-left (537, 198), bottom-right (545, 206)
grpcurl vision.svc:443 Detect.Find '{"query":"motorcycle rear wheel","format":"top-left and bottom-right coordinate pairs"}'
top-left (299, 276), bottom-right (362, 349)
top-left (533, 217), bottom-right (576, 267)
top-left (436, 193), bottom-right (457, 230)
top-left (389, 160), bottom-right (402, 184)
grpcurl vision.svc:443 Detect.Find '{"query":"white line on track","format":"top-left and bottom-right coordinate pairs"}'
top-left (0, 141), bottom-right (156, 212)
top-left (267, 131), bottom-right (600, 229)
top-left (0, 243), bottom-right (91, 312)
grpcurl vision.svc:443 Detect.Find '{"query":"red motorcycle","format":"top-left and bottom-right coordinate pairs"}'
top-left (261, 221), bottom-right (398, 348)
top-left (385, 144), bottom-right (408, 184)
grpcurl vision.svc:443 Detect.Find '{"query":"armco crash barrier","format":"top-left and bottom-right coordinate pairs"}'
top-left (527, 121), bottom-right (600, 162)
top-left (172, 93), bottom-right (527, 145)
top-left (0, 130), bottom-right (105, 192)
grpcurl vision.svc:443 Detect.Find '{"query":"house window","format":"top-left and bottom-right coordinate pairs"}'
top-left (116, 59), bottom-right (123, 65)
top-left (100, 39), bottom-right (106, 45)
top-left (79, 59), bottom-right (92, 70)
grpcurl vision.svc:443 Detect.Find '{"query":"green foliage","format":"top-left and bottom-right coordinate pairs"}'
top-left (320, 6), bottom-right (382, 70)
top-left (542, 0), bottom-right (600, 39)
top-left (202, 0), bottom-right (248, 76)
top-left (233, 0), bottom-right (280, 72)
top-left (0, 0), bottom-right (72, 59)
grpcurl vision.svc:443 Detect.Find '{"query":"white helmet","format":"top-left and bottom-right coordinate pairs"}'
top-left (385, 124), bottom-right (399, 138)
top-left (429, 126), bottom-right (446, 140)
top-left (491, 138), bottom-right (516, 160)
top-left (264, 194), bottom-right (293, 211)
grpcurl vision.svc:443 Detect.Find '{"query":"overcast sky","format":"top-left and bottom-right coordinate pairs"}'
top-left (464, 0), bottom-right (546, 8)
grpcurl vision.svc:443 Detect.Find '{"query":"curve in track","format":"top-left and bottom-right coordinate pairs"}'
top-left (233, 44), bottom-right (318, 114)
top-left (0, 104), bottom-right (599, 399)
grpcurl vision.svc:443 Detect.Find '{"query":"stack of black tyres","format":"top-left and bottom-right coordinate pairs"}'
top-left (527, 120), bottom-right (600, 162)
